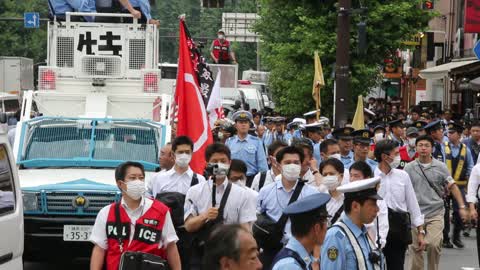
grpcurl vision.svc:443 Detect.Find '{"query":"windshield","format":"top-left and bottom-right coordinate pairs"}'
top-left (18, 118), bottom-right (163, 170)
top-left (247, 99), bottom-right (260, 111)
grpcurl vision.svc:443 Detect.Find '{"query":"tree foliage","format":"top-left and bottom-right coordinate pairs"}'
top-left (256, 0), bottom-right (435, 117)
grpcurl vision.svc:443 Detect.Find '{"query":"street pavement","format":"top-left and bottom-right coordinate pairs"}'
top-left (24, 232), bottom-right (479, 269)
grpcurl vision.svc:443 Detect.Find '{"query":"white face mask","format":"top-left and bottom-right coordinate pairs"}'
top-left (123, 180), bottom-right (145, 201)
top-left (328, 153), bottom-right (342, 161)
top-left (217, 132), bottom-right (224, 139)
top-left (408, 138), bottom-right (416, 148)
top-left (175, 153), bottom-right (192, 168)
top-left (282, 164), bottom-right (301, 181)
top-left (218, 34), bottom-right (225, 39)
top-left (323, 175), bottom-right (340, 190)
top-left (374, 133), bottom-right (384, 141)
top-left (388, 155), bottom-right (401, 169)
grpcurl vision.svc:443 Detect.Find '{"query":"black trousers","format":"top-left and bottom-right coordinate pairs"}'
top-left (443, 196), bottom-right (451, 242)
top-left (383, 240), bottom-right (408, 270)
top-left (452, 186), bottom-right (467, 239)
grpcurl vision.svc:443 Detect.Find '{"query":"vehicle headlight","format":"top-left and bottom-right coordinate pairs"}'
top-left (22, 192), bottom-right (39, 211)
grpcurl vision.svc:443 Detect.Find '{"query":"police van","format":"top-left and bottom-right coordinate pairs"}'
top-left (0, 114), bottom-right (23, 269)
top-left (14, 13), bottom-right (171, 261)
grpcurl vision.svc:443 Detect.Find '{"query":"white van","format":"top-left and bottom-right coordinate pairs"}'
top-left (0, 117), bottom-right (23, 269)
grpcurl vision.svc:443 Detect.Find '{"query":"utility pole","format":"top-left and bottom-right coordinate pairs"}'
top-left (334, 0), bottom-right (351, 128)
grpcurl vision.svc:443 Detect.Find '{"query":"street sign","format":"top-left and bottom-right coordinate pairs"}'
top-left (24, 12), bottom-right (40, 28)
top-left (474, 40), bottom-right (480, 60)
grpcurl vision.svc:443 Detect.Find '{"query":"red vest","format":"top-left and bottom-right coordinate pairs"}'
top-left (398, 145), bottom-right (417, 169)
top-left (212, 39), bottom-right (230, 61)
top-left (105, 200), bottom-right (169, 270)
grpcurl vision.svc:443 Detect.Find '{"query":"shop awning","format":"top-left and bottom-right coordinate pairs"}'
top-left (419, 60), bottom-right (479, 80)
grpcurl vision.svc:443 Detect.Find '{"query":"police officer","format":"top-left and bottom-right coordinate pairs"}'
top-left (272, 116), bottom-right (287, 143)
top-left (388, 119), bottom-right (406, 146)
top-left (321, 177), bottom-right (384, 270)
top-left (304, 122), bottom-right (323, 164)
top-left (412, 120), bottom-right (428, 136)
top-left (303, 110), bottom-right (320, 124)
top-left (444, 122), bottom-right (474, 248)
top-left (331, 127), bottom-right (355, 168)
top-left (346, 129), bottom-right (378, 172)
top-left (226, 110), bottom-right (268, 187)
top-left (210, 29), bottom-right (237, 64)
top-left (89, 161), bottom-right (181, 270)
top-left (271, 193), bottom-right (331, 270)
top-left (425, 120), bottom-right (447, 162)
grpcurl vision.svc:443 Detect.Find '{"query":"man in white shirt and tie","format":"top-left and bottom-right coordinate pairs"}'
top-left (148, 136), bottom-right (206, 198)
top-left (374, 139), bottom-right (425, 270)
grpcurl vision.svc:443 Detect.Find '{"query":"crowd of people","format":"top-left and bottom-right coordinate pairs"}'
top-left (87, 100), bottom-right (480, 270)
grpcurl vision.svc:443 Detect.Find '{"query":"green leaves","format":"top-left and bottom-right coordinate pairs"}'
top-left (256, 0), bottom-right (435, 117)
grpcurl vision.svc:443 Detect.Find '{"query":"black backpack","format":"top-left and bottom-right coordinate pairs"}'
top-left (155, 174), bottom-right (198, 228)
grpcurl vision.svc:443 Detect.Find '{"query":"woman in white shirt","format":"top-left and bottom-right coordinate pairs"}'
top-left (319, 158), bottom-right (345, 224)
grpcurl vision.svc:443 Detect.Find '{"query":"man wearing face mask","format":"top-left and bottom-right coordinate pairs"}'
top-left (226, 111), bottom-right (268, 187)
top-left (397, 127), bottom-right (419, 169)
top-left (210, 29), bottom-right (237, 64)
top-left (251, 141), bottom-right (287, 192)
top-left (255, 146), bottom-right (319, 268)
top-left (374, 140), bottom-right (424, 270)
top-left (319, 139), bottom-right (341, 162)
top-left (184, 143), bottom-right (257, 269)
top-left (321, 177), bottom-right (384, 270)
top-left (332, 127), bottom-right (355, 168)
top-left (228, 159), bottom-right (258, 216)
top-left (89, 162), bottom-right (181, 270)
top-left (346, 129), bottom-right (378, 172)
top-left (149, 136), bottom-right (206, 198)
top-left (319, 158), bottom-right (345, 224)
top-left (271, 193), bottom-right (331, 270)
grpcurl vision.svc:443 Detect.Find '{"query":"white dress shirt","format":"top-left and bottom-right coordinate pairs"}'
top-left (148, 167), bottom-right (206, 197)
top-left (327, 193), bottom-right (344, 222)
top-left (90, 197), bottom-right (178, 250)
top-left (375, 167), bottom-right (424, 227)
top-left (184, 178), bottom-right (257, 224)
top-left (467, 163), bottom-right (480, 203)
top-left (251, 169), bottom-right (277, 192)
top-left (365, 200), bottom-right (389, 248)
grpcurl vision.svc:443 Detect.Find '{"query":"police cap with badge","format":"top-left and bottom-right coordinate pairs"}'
top-left (388, 119), bottom-right (404, 129)
top-left (352, 129), bottom-right (373, 145)
top-left (411, 120), bottom-right (427, 130)
top-left (232, 110), bottom-right (252, 122)
top-left (305, 122), bottom-right (323, 133)
top-left (331, 127), bottom-right (355, 140)
top-left (447, 122), bottom-right (464, 134)
top-left (424, 120), bottom-right (443, 133)
top-left (303, 109), bottom-right (320, 120)
top-left (373, 124), bottom-right (386, 134)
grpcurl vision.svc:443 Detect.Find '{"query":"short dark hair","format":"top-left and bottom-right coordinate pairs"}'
top-left (320, 139), bottom-right (338, 154)
top-left (374, 139), bottom-right (398, 162)
top-left (203, 224), bottom-right (248, 270)
top-left (267, 140), bottom-right (288, 156)
top-left (290, 208), bottom-right (328, 237)
top-left (470, 121), bottom-right (480, 129)
top-left (172, 135), bottom-right (194, 152)
top-left (115, 161), bottom-right (145, 181)
top-left (344, 197), bottom-right (369, 214)
top-left (415, 135), bottom-right (434, 147)
top-left (205, 143), bottom-right (231, 161)
top-left (276, 145), bottom-right (305, 164)
top-left (291, 138), bottom-right (314, 157)
top-left (319, 158), bottom-right (344, 175)
top-left (229, 159), bottom-right (247, 176)
top-left (349, 161), bottom-right (373, 178)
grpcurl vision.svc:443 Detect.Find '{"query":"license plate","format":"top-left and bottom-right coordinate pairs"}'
top-left (63, 225), bottom-right (93, 242)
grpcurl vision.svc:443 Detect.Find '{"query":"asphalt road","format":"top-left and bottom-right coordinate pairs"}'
top-left (24, 232), bottom-right (479, 269)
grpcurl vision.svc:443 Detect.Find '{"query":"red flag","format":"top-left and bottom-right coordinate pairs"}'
top-left (174, 19), bottom-right (213, 174)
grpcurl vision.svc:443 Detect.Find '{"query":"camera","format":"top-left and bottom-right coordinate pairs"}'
top-left (368, 249), bottom-right (382, 265)
top-left (205, 163), bottom-right (229, 178)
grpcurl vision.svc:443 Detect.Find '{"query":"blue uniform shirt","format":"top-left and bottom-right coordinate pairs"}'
top-left (313, 142), bottom-right (321, 167)
top-left (127, 0), bottom-right (152, 20)
top-left (447, 142), bottom-right (474, 177)
top-left (263, 129), bottom-right (274, 148)
top-left (321, 215), bottom-right (383, 270)
top-left (257, 178), bottom-right (319, 241)
top-left (340, 151), bottom-right (354, 168)
top-left (344, 158), bottom-right (378, 172)
top-left (226, 134), bottom-right (268, 176)
top-left (272, 237), bottom-right (314, 270)
top-left (49, 0), bottom-right (95, 21)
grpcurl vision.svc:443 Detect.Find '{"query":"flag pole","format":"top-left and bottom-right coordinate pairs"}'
top-left (316, 85), bottom-right (320, 121)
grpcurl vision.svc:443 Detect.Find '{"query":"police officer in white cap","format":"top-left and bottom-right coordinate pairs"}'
top-left (271, 193), bottom-right (331, 270)
top-left (321, 177), bottom-right (384, 270)
top-left (226, 110), bottom-right (268, 187)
